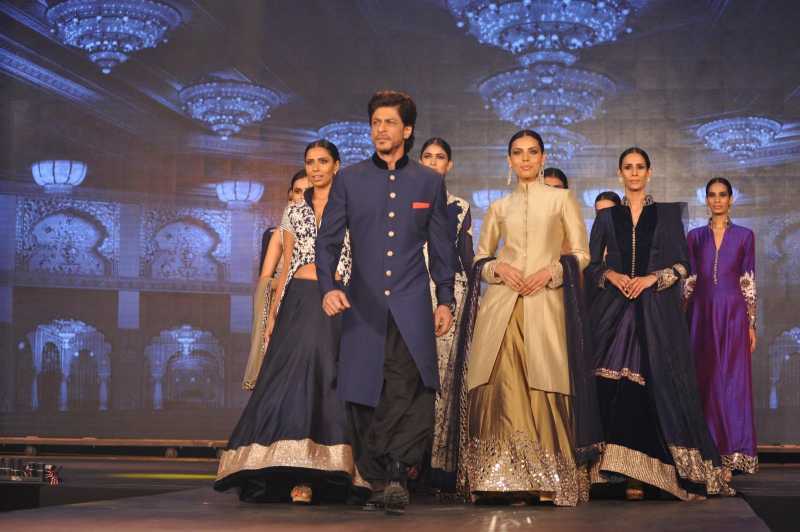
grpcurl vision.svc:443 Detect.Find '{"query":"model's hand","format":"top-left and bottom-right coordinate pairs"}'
top-left (322, 289), bottom-right (351, 316)
top-left (434, 305), bottom-right (453, 337)
top-left (606, 270), bottom-right (632, 294)
top-left (520, 267), bottom-right (552, 296)
top-left (495, 262), bottom-right (526, 293)
top-left (626, 275), bottom-right (657, 299)
top-left (749, 327), bottom-right (757, 353)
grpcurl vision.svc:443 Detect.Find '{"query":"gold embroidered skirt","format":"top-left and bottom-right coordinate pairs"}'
top-left (465, 297), bottom-right (588, 506)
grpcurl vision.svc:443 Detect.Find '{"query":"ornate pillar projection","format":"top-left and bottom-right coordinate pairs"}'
top-left (229, 207), bottom-right (257, 409)
top-left (0, 195), bottom-right (15, 412)
top-left (152, 372), bottom-right (164, 410)
top-left (57, 331), bottom-right (75, 411)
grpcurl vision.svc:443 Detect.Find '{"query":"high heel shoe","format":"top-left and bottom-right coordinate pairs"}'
top-left (290, 484), bottom-right (312, 504)
top-left (625, 480), bottom-right (645, 501)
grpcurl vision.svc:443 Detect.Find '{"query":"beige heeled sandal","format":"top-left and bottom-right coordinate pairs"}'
top-left (290, 484), bottom-right (312, 504)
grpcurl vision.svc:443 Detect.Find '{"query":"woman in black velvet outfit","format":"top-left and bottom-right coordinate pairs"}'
top-left (587, 147), bottom-right (732, 501)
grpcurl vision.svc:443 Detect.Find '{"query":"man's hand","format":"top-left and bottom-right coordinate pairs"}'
top-left (494, 262), bottom-right (526, 293)
top-left (520, 267), bottom-right (552, 296)
top-left (322, 289), bottom-right (351, 316)
top-left (749, 327), bottom-right (757, 353)
top-left (434, 304), bottom-right (453, 337)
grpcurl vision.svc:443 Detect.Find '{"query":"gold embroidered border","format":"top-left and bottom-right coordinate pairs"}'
top-left (217, 438), bottom-right (370, 489)
top-left (594, 367), bottom-right (646, 386)
top-left (465, 432), bottom-right (590, 507)
top-left (668, 445), bottom-right (733, 496)
top-left (722, 452), bottom-right (758, 474)
top-left (596, 443), bottom-right (690, 500)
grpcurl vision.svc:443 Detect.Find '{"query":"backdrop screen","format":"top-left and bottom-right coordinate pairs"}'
top-left (0, 0), bottom-right (798, 443)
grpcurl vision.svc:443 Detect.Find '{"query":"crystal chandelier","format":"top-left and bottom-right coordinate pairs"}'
top-left (180, 77), bottom-right (286, 140)
top-left (46, 0), bottom-right (182, 74)
top-left (479, 54), bottom-right (615, 127)
top-left (448, 0), bottom-right (636, 57)
top-left (318, 121), bottom-right (373, 166)
top-left (696, 116), bottom-right (782, 162)
top-left (215, 180), bottom-right (265, 209)
top-left (539, 125), bottom-right (587, 163)
top-left (31, 160), bottom-right (87, 193)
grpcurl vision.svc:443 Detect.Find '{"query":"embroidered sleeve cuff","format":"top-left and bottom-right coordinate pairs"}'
top-left (683, 274), bottom-right (697, 301)
top-left (598, 268), bottom-right (611, 289)
top-left (483, 260), bottom-right (502, 284)
top-left (740, 271), bottom-right (757, 328)
top-left (654, 267), bottom-right (679, 291)
top-left (547, 260), bottom-right (564, 289)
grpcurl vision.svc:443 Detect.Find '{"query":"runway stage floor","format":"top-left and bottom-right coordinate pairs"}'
top-left (1, 457), bottom-right (795, 531)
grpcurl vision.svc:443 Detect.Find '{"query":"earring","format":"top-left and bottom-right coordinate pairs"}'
top-left (538, 165), bottom-right (544, 185)
top-left (507, 167), bottom-right (513, 186)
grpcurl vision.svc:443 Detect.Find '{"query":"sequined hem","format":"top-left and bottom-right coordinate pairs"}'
top-left (669, 444), bottom-right (734, 496)
top-left (216, 438), bottom-right (370, 490)
top-left (722, 452), bottom-right (758, 474)
top-left (595, 367), bottom-right (646, 386)
top-left (465, 433), bottom-right (590, 506)
top-left (595, 443), bottom-right (689, 499)
top-left (594, 443), bottom-right (734, 500)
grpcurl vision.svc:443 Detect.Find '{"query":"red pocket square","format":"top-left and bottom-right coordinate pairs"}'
top-left (412, 202), bottom-right (430, 209)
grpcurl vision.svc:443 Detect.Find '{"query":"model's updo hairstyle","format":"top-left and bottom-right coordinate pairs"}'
top-left (420, 137), bottom-right (453, 161)
top-left (543, 167), bottom-right (568, 188)
top-left (287, 169), bottom-right (306, 192)
top-left (507, 129), bottom-right (544, 154)
top-left (705, 177), bottom-right (733, 197)
top-left (594, 190), bottom-right (622, 206)
top-left (618, 147), bottom-right (651, 169)
top-left (305, 139), bottom-right (341, 163)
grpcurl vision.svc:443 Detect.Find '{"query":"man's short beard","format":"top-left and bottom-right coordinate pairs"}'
top-left (375, 141), bottom-right (403, 155)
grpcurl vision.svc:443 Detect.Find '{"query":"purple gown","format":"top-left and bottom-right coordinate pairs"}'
top-left (686, 221), bottom-right (758, 474)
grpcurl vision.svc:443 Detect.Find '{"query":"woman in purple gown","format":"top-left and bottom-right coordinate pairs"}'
top-left (686, 177), bottom-right (758, 478)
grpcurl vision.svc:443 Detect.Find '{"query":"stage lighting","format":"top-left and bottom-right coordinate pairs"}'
top-left (215, 180), bottom-right (265, 209)
top-left (696, 116), bottom-right (782, 163)
top-left (318, 121), bottom-right (373, 167)
top-left (30, 160), bottom-right (87, 193)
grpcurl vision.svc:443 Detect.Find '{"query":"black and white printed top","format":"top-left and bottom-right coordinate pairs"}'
top-left (280, 190), bottom-right (351, 289)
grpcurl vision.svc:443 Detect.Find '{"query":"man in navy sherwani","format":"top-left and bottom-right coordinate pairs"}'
top-left (316, 91), bottom-right (455, 513)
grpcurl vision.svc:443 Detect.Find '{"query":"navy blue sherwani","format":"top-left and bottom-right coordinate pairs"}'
top-left (316, 153), bottom-right (456, 408)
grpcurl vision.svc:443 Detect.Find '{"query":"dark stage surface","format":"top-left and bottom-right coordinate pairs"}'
top-left (2, 456), bottom-right (797, 531)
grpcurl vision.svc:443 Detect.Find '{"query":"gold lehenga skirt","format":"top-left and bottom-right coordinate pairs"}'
top-left (465, 297), bottom-right (589, 506)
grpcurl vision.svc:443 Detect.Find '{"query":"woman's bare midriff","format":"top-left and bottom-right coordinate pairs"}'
top-left (294, 264), bottom-right (317, 280)
top-left (294, 263), bottom-right (342, 282)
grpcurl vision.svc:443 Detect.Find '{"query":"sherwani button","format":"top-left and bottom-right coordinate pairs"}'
top-left (389, 211), bottom-right (396, 218)
top-left (388, 231), bottom-right (395, 237)
top-left (386, 270), bottom-right (392, 277)
top-left (389, 192), bottom-right (397, 199)
top-left (389, 174), bottom-right (396, 181)
top-left (387, 250), bottom-right (394, 257)
top-left (384, 289), bottom-right (391, 296)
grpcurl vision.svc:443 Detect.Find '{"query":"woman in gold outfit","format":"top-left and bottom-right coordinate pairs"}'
top-left (463, 129), bottom-right (598, 506)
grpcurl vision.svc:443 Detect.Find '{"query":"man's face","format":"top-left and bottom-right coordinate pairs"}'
top-left (370, 106), bottom-right (412, 155)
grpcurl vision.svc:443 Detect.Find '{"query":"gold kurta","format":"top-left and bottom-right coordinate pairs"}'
top-left (467, 182), bottom-right (590, 395)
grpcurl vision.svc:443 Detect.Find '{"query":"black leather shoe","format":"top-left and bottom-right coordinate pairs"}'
top-left (362, 482), bottom-right (385, 511)
top-left (384, 462), bottom-right (410, 515)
